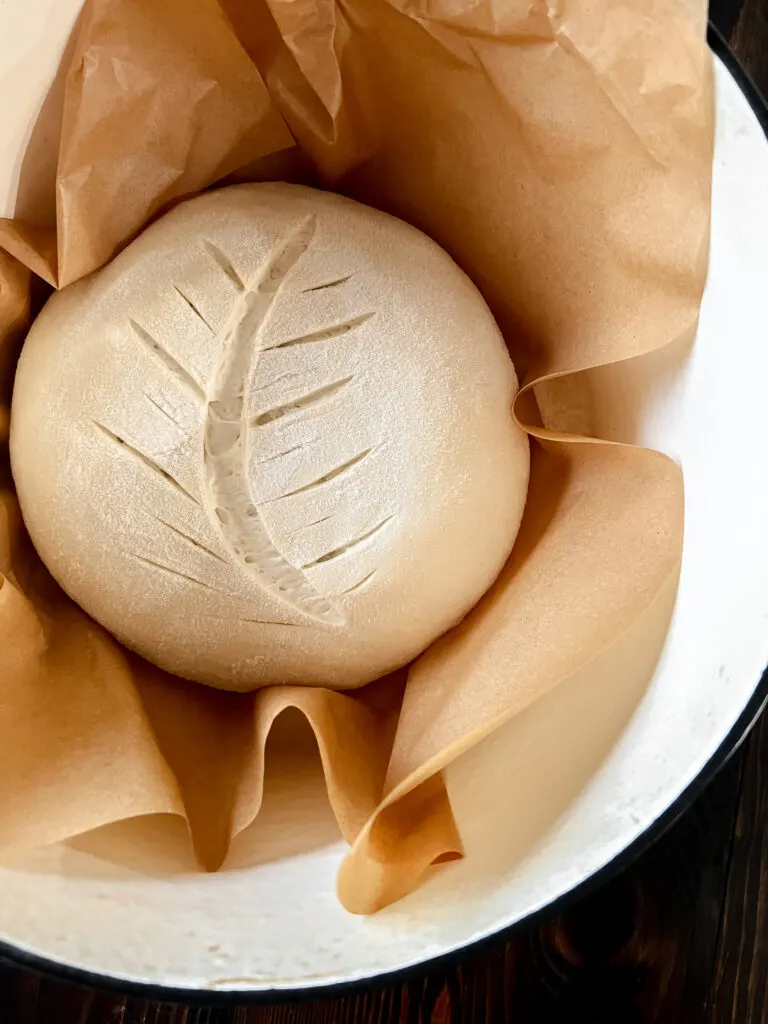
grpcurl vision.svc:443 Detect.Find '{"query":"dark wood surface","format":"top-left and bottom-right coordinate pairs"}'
top-left (1, 2), bottom-right (767, 1021)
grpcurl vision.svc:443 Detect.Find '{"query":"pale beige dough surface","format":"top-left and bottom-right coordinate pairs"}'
top-left (11, 184), bottom-right (529, 690)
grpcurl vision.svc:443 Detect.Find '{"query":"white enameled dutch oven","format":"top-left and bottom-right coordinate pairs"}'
top-left (0, 3), bottom-right (766, 1003)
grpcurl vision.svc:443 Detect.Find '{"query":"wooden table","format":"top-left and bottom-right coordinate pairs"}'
top-left (2, 1), bottom-right (767, 1020)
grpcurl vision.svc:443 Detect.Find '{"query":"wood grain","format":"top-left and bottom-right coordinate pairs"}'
top-left (731, 0), bottom-right (768, 98)
top-left (708, 713), bottom-right (768, 1024)
top-left (1, 2), bottom-right (767, 1022)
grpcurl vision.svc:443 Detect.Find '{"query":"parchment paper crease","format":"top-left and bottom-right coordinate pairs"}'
top-left (0, 0), bottom-right (712, 913)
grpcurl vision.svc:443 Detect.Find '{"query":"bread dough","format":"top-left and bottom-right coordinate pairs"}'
top-left (10, 184), bottom-right (529, 690)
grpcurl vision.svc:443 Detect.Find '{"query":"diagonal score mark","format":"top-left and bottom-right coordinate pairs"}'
top-left (202, 238), bottom-right (245, 292)
top-left (144, 392), bottom-right (183, 430)
top-left (302, 274), bottom-right (353, 293)
top-left (173, 284), bottom-right (213, 332)
top-left (151, 514), bottom-right (227, 563)
top-left (237, 617), bottom-right (303, 627)
top-left (261, 312), bottom-right (375, 351)
top-left (251, 376), bottom-right (354, 427)
top-left (340, 569), bottom-right (377, 595)
top-left (252, 371), bottom-right (301, 394)
top-left (303, 517), bottom-right (393, 569)
top-left (256, 443), bottom-right (305, 465)
top-left (287, 515), bottom-right (334, 536)
top-left (93, 421), bottom-right (201, 506)
top-left (130, 554), bottom-right (218, 590)
top-left (206, 613), bottom-right (302, 627)
top-left (270, 447), bottom-right (373, 501)
top-left (128, 319), bottom-right (206, 403)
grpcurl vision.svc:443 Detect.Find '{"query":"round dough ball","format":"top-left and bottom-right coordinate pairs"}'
top-left (11, 184), bottom-right (529, 691)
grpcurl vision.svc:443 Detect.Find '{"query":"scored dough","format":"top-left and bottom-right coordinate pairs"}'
top-left (10, 184), bottom-right (529, 690)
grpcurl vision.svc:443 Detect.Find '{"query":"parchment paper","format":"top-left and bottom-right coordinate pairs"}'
top-left (0, 0), bottom-right (712, 913)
